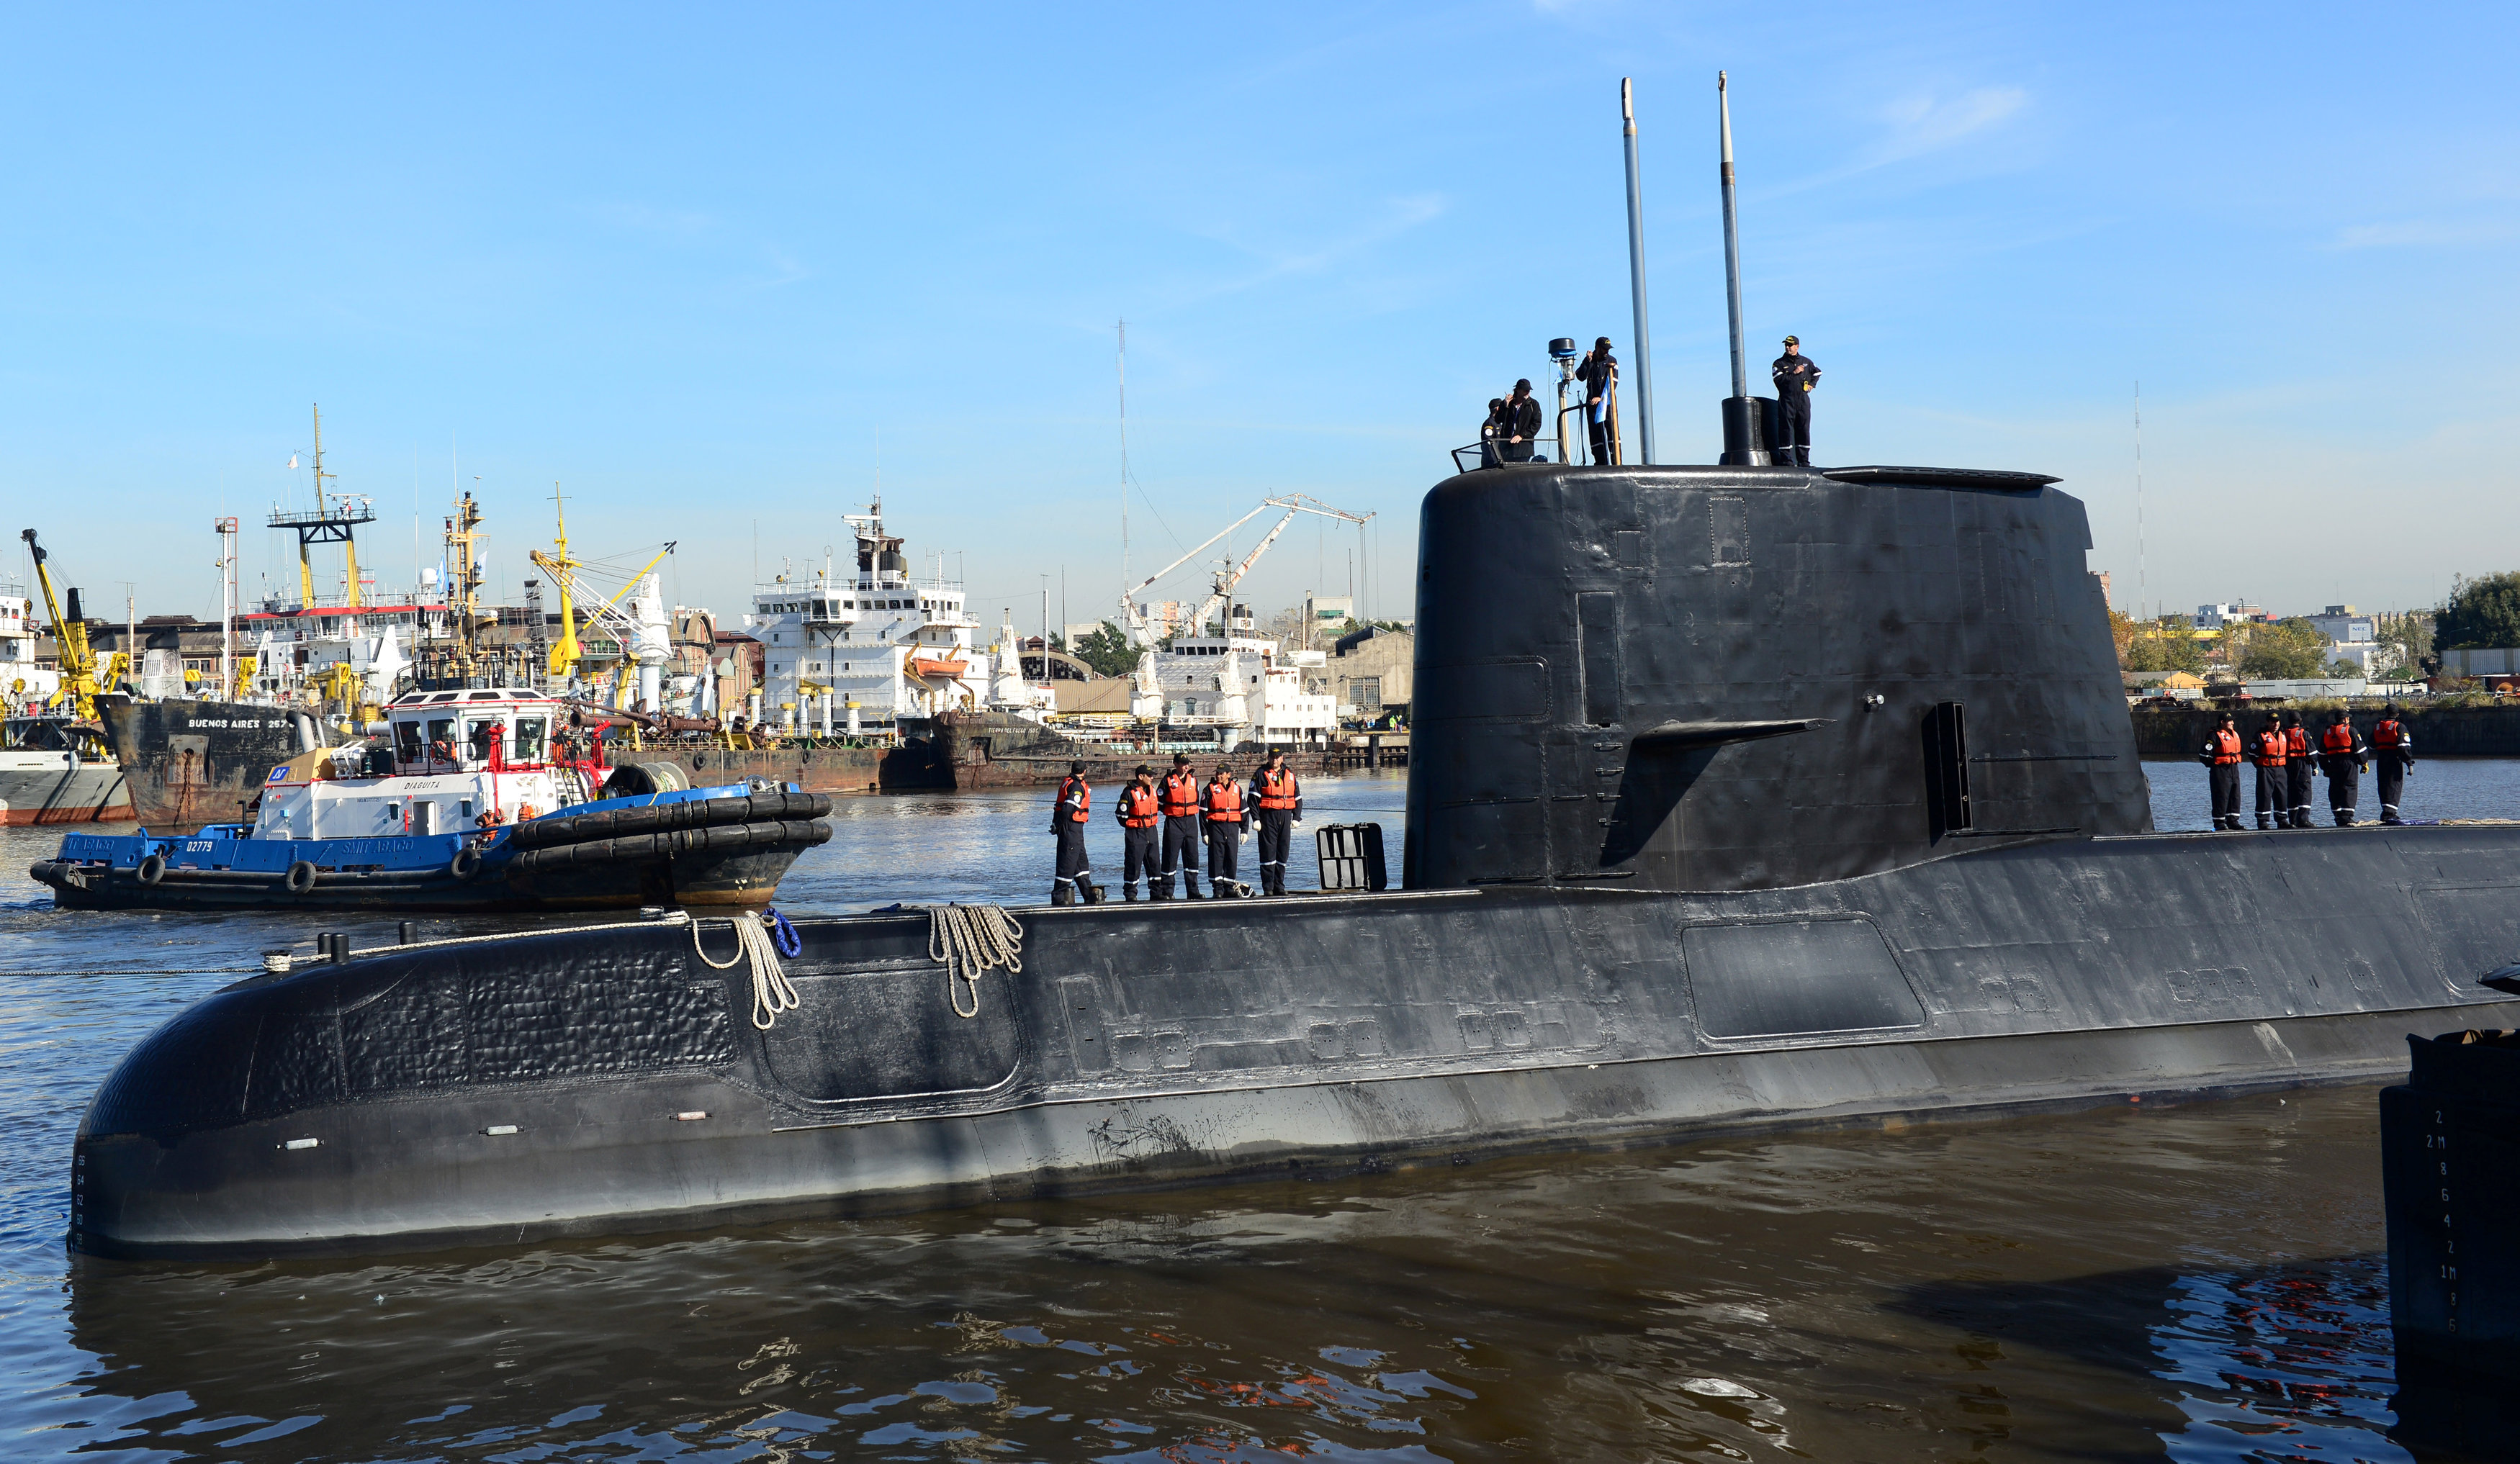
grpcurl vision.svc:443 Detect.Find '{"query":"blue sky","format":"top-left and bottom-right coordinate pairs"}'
top-left (4, 2), bottom-right (2513, 635)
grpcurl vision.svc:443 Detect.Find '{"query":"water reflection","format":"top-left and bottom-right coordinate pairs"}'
top-left (33, 1088), bottom-right (2503, 1461)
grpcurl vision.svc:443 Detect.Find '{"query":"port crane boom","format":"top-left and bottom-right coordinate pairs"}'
top-left (1119, 494), bottom-right (1372, 646)
top-left (18, 528), bottom-right (121, 718)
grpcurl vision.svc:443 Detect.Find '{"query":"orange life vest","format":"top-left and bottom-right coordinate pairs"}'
top-left (1058, 777), bottom-right (1091, 823)
top-left (1159, 769), bottom-right (1202, 816)
top-left (2254, 730), bottom-right (2287, 767)
top-left (2372, 720), bottom-right (2404, 749)
top-left (2321, 723), bottom-right (2357, 754)
top-left (1205, 780), bottom-right (1244, 822)
top-left (2210, 729), bottom-right (2243, 766)
top-left (1258, 766), bottom-right (1301, 810)
top-left (2285, 728), bottom-right (2310, 759)
top-left (1118, 786), bottom-right (1160, 828)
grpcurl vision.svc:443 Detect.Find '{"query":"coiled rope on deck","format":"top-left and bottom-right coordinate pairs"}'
top-left (691, 911), bottom-right (802, 1029)
top-left (927, 903), bottom-right (1025, 1018)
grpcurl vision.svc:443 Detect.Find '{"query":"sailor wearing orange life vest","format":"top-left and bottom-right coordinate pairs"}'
top-left (2246, 713), bottom-right (2290, 831)
top-left (1157, 752), bottom-right (1205, 899)
top-left (1049, 761), bottom-right (1099, 906)
top-left (1254, 749), bottom-right (1303, 896)
top-left (2280, 710), bottom-right (2315, 829)
top-left (2318, 710), bottom-right (2368, 826)
top-left (1115, 764), bottom-right (1164, 901)
top-left (2370, 703), bottom-right (2413, 825)
top-left (2197, 713), bottom-right (2244, 831)
top-left (1202, 764), bottom-right (1249, 897)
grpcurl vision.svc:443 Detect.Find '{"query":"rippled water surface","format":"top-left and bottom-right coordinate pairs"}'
top-left (3, 767), bottom-right (2514, 1460)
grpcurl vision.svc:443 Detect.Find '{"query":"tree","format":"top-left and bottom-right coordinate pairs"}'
top-left (2235, 618), bottom-right (2330, 679)
top-left (1069, 620), bottom-right (1142, 679)
top-left (2436, 572), bottom-right (2520, 650)
top-left (2107, 609), bottom-right (2138, 664)
top-left (2125, 632), bottom-right (2205, 674)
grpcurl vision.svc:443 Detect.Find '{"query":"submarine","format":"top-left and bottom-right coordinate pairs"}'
top-left (67, 81), bottom-right (2520, 1260)
top-left (67, 446), bottom-right (2520, 1257)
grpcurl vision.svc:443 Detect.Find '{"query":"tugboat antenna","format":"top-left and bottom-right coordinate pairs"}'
top-left (1622, 78), bottom-right (1656, 465)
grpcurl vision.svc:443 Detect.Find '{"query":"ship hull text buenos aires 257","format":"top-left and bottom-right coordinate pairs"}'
top-left (66, 458), bottom-right (2520, 1256)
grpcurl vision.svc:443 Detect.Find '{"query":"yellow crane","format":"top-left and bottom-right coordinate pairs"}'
top-left (18, 528), bottom-right (123, 719)
top-left (526, 488), bottom-right (673, 684)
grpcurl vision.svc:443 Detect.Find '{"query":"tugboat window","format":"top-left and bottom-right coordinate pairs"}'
top-left (395, 722), bottom-right (423, 763)
top-left (426, 718), bottom-right (457, 755)
top-left (465, 720), bottom-right (500, 761)
top-left (512, 716), bottom-right (549, 762)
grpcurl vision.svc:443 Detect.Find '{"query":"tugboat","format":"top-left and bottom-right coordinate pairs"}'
top-left (32, 686), bottom-right (829, 912)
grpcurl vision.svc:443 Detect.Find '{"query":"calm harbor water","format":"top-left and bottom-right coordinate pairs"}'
top-left (5, 764), bottom-right (2520, 1460)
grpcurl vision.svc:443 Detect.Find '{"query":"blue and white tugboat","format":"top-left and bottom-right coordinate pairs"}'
top-left (30, 687), bottom-right (830, 913)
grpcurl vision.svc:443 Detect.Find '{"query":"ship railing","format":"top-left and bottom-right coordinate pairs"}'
top-left (1451, 403), bottom-right (1607, 473)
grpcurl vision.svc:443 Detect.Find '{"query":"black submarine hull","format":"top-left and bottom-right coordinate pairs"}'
top-left (71, 823), bottom-right (2520, 1258)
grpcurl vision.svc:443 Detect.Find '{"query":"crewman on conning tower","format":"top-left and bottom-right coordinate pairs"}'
top-left (2282, 710), bottom-right (2315, 829)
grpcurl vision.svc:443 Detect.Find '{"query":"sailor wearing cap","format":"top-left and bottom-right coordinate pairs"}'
top-left (1771, 335), bottom-right (1820, 467)
top-left (1157, 752), bottom-right (1205, 898)
top-left (1576, 338), bottom-right (1619, 465)
top-left (1502, 379), bottom-right (1542, 463)
top-left (2371, 704), bottom-right (2413, 824)
top-left (1115, 764), bottom-right (1164, 901)
top-left (1050, 760), bottom-right (1099, 905)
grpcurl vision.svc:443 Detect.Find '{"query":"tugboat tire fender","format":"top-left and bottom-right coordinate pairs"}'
top-left (507, 792), bottom-right (832, 851)
top-left (135, 853), bottom-right (166, 885)
top-left (449, 845), bottom-right (482, 881)
top-left (284, 860), bottom-right (319, 895)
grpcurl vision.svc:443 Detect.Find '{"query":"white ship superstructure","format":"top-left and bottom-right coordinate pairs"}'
top-left (747, 503), bottom-right (992, 737)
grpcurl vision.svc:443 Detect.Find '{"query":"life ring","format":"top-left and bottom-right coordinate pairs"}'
top-left (449, 845), bottom-right (482, 881)
top-left (136, 853), bottom-right (166, 885)
top-left (284, 860), bottom-right (318, 895)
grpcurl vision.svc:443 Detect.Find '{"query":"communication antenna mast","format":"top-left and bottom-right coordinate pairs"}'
top-left (1117, 320), bottom-right (1130, 602)
top-left (2135, 382), bottom-right (2147, 623)
top-left (1621, 78), bottom-right (1657, 465)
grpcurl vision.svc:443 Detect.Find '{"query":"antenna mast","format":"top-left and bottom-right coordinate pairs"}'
top-left (2135, 382), bottom-right (2147, 623)
top-left (1117, 320), bottom-right (1129, 606)
top-left (1621, 78), bottom-right (1656, 465)
top-left (1716, 72), bottom-right (1769, 466)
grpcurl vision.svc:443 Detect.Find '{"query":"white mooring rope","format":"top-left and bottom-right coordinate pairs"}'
top-left (927, 903), bottom-right (1025, 1019)
top-left (690, 911), bottom-right (801, 1030)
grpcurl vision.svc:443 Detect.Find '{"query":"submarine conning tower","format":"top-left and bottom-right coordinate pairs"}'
top-left (1403, 461), bottom-right (2152, 892)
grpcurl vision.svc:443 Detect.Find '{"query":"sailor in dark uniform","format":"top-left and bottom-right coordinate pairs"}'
top-left (1115, 765), bottom-right (1163, 901)
top-left (1254, 749), bottom-right (1303, 896)
top-left (2246, 713), bottom-right (2290, 831)
top-left (1202, 764), bottom-right (1248, 896)
top-left (1050, 761), bottom-right (1096, 905)
top-left (1771, 335), bottom-right (1820, 468)
top-left (1157, 753), bottom-right (1205, 898)
top-left (2281, 710), bottom-right (2315, 828)
top-left (2371, 704), bottom-right (2414, 824)
top-left (2200, 713), bottom-right (2244, 830)
top-left (2319, 710), bottom-right (2367, 826)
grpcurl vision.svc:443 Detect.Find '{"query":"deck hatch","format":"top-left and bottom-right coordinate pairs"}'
top-left (1682, 919), bottom-right (1925, 1039)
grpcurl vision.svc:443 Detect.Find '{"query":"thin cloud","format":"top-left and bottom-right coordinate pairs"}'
top-left (1864, 86), bottom-right (2028, 166)
top-left (2329, 218), bottom-right (2516, 250)
top-left (1170, 193), bottom-right (1447, 306)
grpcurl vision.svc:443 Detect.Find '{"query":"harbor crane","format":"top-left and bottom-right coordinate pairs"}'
top-left (1117, 494), bottom-right (1371, 648)
top-left (526, 490), bottom-right (675, 709)
top-left (18, 528), bottom-right (125, 719)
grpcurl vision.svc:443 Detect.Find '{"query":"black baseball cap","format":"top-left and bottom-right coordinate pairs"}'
top-left (1068, 760), bottom-right (1084, 774)
top-left (1173, 751), bottom-right (1190, 764)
